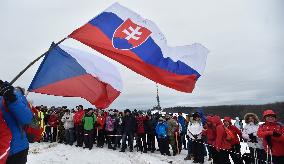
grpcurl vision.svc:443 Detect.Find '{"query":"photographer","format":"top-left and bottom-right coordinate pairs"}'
top-left (0, 80), bottom-right (33, 164)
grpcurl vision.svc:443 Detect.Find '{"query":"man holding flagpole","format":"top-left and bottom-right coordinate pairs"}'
top-left (0, 80), bottom-right (33, 164)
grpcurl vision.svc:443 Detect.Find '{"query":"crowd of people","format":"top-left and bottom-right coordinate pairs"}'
top-left (32, 105), bottom-right (284, 164)
top-left (0, 81), bottom-right (284, 164)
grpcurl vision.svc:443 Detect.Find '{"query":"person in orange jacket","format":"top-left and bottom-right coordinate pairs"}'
top-left (0, 109), bottom-right (12, 164)
top-left (257, 109), bottom-right (284, 164)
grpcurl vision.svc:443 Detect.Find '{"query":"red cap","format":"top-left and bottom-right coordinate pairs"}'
top-left (263, 110), bottom-right (276, 118)
top-left (206, 116), bottom-right (213, 122)
top-left (223, 116), bottom-right (232, 123)
top-left (212, 115), bottom-right (222, 125)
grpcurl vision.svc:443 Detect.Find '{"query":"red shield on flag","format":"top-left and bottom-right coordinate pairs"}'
top-left (112, 19), bottom-right (152, 50)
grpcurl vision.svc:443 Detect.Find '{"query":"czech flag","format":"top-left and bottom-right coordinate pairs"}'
top-left (28, 44), bottom-right (123, 109)
top-left (69, 3), bottom-right (208, 93)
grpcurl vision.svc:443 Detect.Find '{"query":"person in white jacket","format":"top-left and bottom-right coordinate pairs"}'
top-left (186, 112), bottom-right (205, 163)
top-left (242, 113), bottom-right (265, 164)
top-left (61, 109), bottom-right (75, 145)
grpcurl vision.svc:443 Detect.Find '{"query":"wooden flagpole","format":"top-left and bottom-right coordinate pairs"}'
top-left (10, 37), bottom-right (68, 85)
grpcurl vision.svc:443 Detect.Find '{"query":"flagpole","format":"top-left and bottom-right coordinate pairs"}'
top-left (10, 37), bottom-right (68, 85)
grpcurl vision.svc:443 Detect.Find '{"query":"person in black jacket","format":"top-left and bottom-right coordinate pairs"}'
top-left (144, 113), bottom-right (157, 153)
top-left (120, 109), bottom-right (136, 152)
top-left (113, 112), bottom-right (123, 150)
top-left (43, 110), bottom-right (52, 142)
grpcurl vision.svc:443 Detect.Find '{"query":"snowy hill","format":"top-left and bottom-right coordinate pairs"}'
top-left (27, 142), bottom-right (211, 164)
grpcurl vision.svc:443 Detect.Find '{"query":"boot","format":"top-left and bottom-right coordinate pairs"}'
top-left (108, 144), bottom-right (113, 149)
top-left (184, 155), bottom-right (191, 160)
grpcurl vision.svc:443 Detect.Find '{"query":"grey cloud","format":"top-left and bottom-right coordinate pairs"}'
top-left (0, 0), bottom-right (283, 110)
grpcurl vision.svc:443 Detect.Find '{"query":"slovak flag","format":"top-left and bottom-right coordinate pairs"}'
top-left (69, 3), bottom-right (208, 93)
top-left (28, 44), bottom-right (123, 109)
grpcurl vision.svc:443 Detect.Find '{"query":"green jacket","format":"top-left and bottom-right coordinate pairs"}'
top-left (82, 114), bottom-right (97, 130)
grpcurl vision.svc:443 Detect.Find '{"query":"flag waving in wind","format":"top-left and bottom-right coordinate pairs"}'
top-left (28, 44), bottom-right (123, 109)
top-left (69, 3), bottom-right (208, 93)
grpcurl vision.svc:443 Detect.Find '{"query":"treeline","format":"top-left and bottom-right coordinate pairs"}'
top-left (162, 102), bottom-right (284, 121)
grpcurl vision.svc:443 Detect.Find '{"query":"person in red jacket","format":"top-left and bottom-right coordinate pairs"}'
top-left (257, 109), bottom-right (284, 164)
top-left (223, 116), bottom-right (243, 164)
top-left (48, 111), bottom-right (59, 142)
top-left (0, 109), bottom-right (12, 164)
top-left (96, 112), bottom-right (106, 148)
top-left (74, 105), bottom-right (85, 147)
top-left (213, 115), bottom-right (232, 164)
top-left (202, 115), bottom-right (216, 161)
top-left (135, 111), bottom-right (148, 153)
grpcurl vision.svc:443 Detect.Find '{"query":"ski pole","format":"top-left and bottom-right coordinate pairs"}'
top-left (266, 145), bottom-right (269, 164)
top-left (255, 148), bottom-right (258, 164)
top-left (253, 148), bottom-right (257, 164)
top-left (96, 127), bottom-right (99, 143)
top-left (269, 148), bottom-right (272, 164)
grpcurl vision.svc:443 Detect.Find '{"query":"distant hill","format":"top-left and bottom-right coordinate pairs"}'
top-left (162, 102), bottom-right (284, 121)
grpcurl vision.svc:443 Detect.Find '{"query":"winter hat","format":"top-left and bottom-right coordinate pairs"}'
top-left (263, 109), bottom-right (276, 118)
top-left (109, 111), bottom-right (114, 116)
top-left (223, 117), bottom-right (232, 124)
top-left (192, 112), bottom-right (200, 119)
top-left (244, 113), bottom-right (259, 124)
top-left (206, 116), bottom-right (213, 122)
top-left (212, 115), bottom-right (222, 126)
top-left (87, 109), bottom-right (93, 114)
top-left (124, 109), bottom-right (131, 114)
top-left (165, 114), bottom-right (172, 120)
top-left (158, 117), bottom-right (164, 122)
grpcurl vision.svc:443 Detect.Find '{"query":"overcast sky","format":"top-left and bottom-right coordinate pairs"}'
top-left (0, 0), bottom-right (283, 110)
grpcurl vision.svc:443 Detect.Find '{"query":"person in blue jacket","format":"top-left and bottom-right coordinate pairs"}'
top-left (0, 81), bottom-right (33, 164)
top-left (177, 112), bottom-right (187, 150)
top-left (156, 117), bottom-right (171, 156)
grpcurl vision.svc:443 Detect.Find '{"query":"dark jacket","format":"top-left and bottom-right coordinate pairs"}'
top-left (144, 117), bottom-right (156, 135)
top-left (122, 114), bottom-right (136, 134)
top-left (114, 116), bottom-right (123, 134)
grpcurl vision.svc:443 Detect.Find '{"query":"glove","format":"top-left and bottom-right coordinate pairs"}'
top-left (0, 81), bottom-right (16, 103)
top-left (248, 133), bottom-right (257, 143)
top-left (248, 133), bottom-right (254, 140)
top-left (273, 130), bottom-right (281, 137)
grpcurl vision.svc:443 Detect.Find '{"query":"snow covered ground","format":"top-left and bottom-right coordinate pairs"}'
top-left (27, 142), bottom-right (249, 164)
top-left (27, 116), bottom-right (251, 164)
top-left (28, 142), bottom-right (207, 164)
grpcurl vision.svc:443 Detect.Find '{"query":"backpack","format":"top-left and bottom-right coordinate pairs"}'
top-left (2, 100), bottom-right (43, 143)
